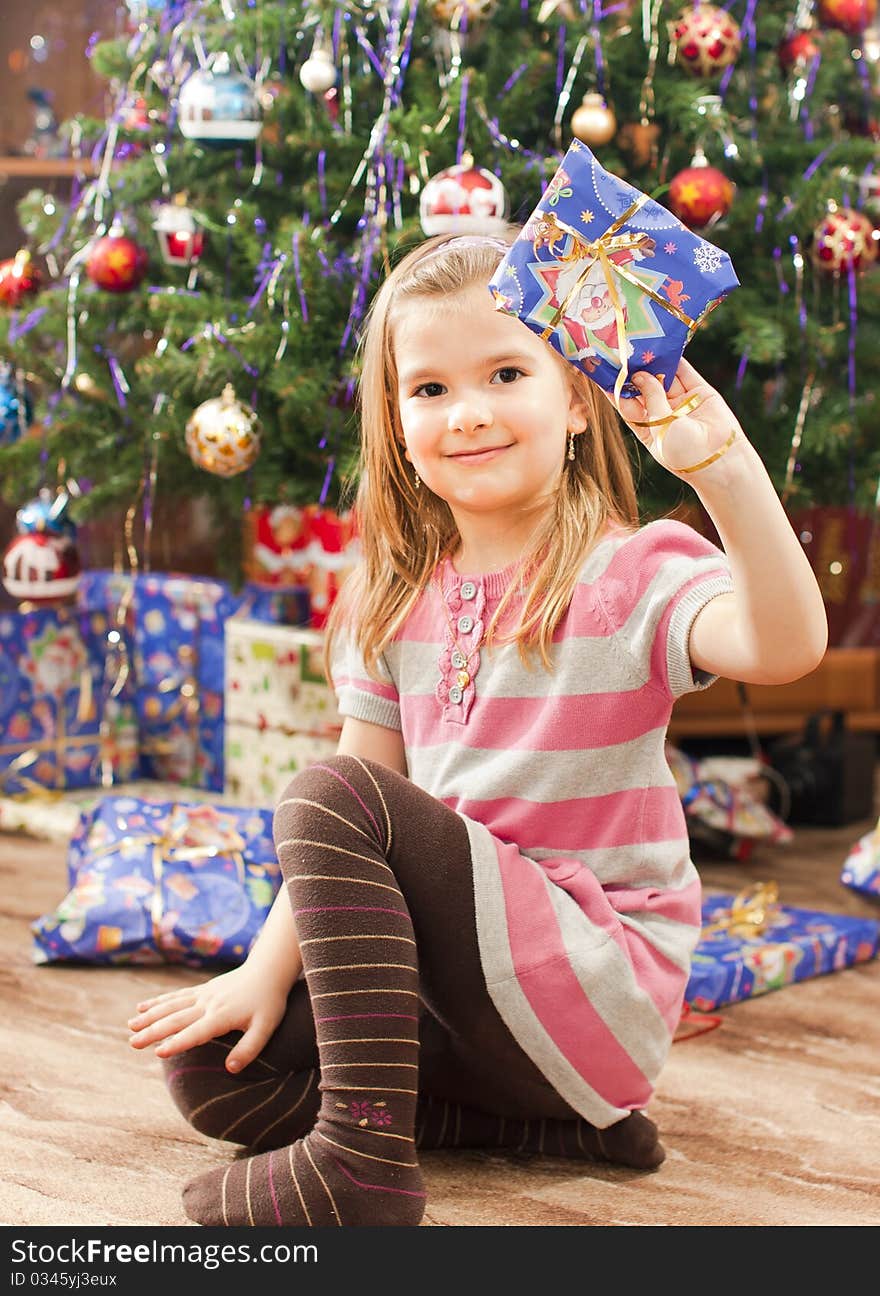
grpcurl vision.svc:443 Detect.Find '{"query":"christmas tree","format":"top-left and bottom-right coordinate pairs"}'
top-left (0, 0), bottom-right (878, 585)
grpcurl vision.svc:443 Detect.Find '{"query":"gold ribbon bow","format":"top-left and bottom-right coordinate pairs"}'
top-left (700, 881), bottom-right (780, 940)
top-left (0, 664), bottom-right (99, 797)
top-left (533, 206), bottom-right (707, 435)
top-left (88, 806), bottom-right (247, 951)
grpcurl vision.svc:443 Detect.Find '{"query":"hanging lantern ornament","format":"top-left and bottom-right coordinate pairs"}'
top-left (185, 382), bottom-right (261, 478)
top-left (299, 38), bottom-right (337, 95)
top-left (571, 93), bottom-right (618, 147)
top-left (0, 362), bottom-right (33, 445)
top-left (816, 0), bottom-right (877, 36)
top-left (811, 204), bottom-right (879, 274)
top-left (671, 5), bottom-right (742, 78)
top-left (152, 196), bottom-right (205, 268)
top-left (420, 156), bottom-right (509, 237)
top-left (1, 486), bottom-right (81, 605)
top-left (177, 52), bottom-right (262, 147)
top-left (85, 225), bottom-right (149, 293)
top-left (0, 249), bottom-right (43, 308)
top-left (668, 149), bottom-right (735, 229)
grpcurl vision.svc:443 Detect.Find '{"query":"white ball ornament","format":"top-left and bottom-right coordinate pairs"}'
top-left (185, 383), bottom-right (261, 478)
top-left (299, 47), bottom-right (337, 95)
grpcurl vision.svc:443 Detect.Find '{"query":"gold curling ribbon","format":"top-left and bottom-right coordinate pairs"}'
top-left (701, 881), bottom-right (780, 940)
top-left (87, 806), bottom-right (247, 952)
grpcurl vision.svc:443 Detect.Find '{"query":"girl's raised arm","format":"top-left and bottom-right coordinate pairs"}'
top-left (616, 359), bottom-right (828, 686)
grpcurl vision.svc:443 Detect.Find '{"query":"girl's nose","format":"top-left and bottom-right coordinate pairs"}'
top-left (448, 394), bottom-right (492, 434)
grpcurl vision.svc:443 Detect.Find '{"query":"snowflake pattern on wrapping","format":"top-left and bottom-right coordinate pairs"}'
top-left (693, 243), bottom-right (724, 275)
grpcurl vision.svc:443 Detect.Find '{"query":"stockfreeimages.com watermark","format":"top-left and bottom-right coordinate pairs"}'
top-left (10, 1237), bottom-right (317, 1274)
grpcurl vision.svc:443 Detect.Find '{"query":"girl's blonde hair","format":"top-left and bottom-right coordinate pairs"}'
top-left (325, 226), bottom-right (640, 678)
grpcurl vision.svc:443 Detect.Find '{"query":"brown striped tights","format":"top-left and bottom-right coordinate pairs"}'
top-left (172, 756), bottom-right (664, 1228)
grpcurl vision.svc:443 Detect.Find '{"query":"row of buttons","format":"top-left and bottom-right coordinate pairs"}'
top-left (443, 577), bottom-right (478, 706)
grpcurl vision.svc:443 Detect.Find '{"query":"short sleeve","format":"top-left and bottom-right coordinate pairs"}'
top-left (596, 519), bottom-right (734, 701)
top-left (330, 625), bottom-right (402, 731)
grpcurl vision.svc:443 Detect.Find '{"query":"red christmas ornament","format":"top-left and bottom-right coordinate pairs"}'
top-left (0, 249), bottom-right (43, 308)
top-left (811, 206), bottom-right (878, 274)
top-left (420, 158), bottom-right (509, 236)
top-left (668, 157), bottom-right (735, 229)
top-left (777, 30), bottom-right (821, 73)
top-left (671, 4), bottom-right (741, 78)
top-left (816, 0), bottom-right (877, 36)
top-left (85, 232), bottom-right (149, 293)
top-left (2, 530), bottom-right (81, 603)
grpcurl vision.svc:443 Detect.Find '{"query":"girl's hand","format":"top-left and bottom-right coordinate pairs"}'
top-left (127, 963), bottom-right (288, 1073)
top-left (613, 357), bottom-right (744, 478)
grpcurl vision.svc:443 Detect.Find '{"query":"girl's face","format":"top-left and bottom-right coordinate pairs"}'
top-left (393, 283), bottom-right (586, 541)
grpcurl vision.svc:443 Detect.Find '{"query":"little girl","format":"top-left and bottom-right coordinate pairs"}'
top-left (129, 229), bottom-right (827, 1228)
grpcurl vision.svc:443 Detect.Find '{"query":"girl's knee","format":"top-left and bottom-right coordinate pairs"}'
top-left (273, 754), bottom-right (389, 851)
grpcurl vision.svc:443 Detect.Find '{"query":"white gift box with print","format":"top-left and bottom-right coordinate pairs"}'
top-left (224, 618), bottom-right (342, 807)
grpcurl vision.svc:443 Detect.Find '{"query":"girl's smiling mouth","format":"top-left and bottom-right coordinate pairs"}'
top-left (447, 444), bottom-right (513, 463)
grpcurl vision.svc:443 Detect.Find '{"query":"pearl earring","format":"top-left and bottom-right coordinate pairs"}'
top-left (413, 467), bottom-right (421, 489)
top-left (568, 431), bottom-right (576, 462)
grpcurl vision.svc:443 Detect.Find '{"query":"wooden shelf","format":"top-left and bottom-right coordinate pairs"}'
top-left (0, 156), bottom-right (97, 178)
top-left (669, 647), bottom-right (880, 740)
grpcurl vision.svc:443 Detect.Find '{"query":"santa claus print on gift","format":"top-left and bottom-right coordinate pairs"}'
top-left (535, 234), bottom-right (669, 372)
top-left (517, 215), bottom-right (697, 385)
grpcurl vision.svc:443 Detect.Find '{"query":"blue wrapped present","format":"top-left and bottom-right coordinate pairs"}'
top-left (0, 603), bottom-right (139, 795)
top-left (840, 824), bottom-right (880, 902)
top-left (31, 793), bottom-right (282, 967)
top-left (76, 571), bottom-right (289, 792)
top-left (686, 883), bottom-right (880, 1011)
top-left (489, 140), bottom-right (739, 400)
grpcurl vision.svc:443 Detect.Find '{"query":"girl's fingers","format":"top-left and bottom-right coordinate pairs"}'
top-left (134, 988), bottom-right (195, 1013)
top-left (128, 992), bottom-right (197, 1029)
top-left (154, 1016), bottom-right (228, 1059)
top-left (226, 1025), bottom-right (269, 1073)
top-left (129, 1004), bottom-right (202, 1049)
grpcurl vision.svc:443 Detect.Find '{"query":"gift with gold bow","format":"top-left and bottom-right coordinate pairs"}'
top-left (0, 602), bottom-right (139, 797)
top-left (489, 139), bottom-right (739, 405)
top-left (685, 883), bottom-right (879, 1011)
top-left (31, 794), bottom-right (282, 967)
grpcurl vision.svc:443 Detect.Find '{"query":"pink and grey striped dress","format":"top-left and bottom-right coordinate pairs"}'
top-left (332, 519), bottom-right (733, 1126)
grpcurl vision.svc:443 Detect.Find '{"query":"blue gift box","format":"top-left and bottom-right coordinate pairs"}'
top-left (840, 825), bottom-right (880, 902)
top-left (31, 793), bottom-right (282, 967)
top-left (76, 571), bottom-right (291, 792)
top-left (0, 603), bottom-right (139, 795)
top-left (685, 886), bottom-right (880, 1011)
top-left (489, 140), bottom-right (739, 399)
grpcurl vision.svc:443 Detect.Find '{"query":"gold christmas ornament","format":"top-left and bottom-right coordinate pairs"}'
top-left (185, 382), bottom-right (261, 477)
top-left (571, 93), bottom-right (618, 146)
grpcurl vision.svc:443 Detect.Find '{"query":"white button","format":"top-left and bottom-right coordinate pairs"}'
top-left (451, 649), bottom-right (467, 669)
top-left (449, 685), bottom-right (463, 704)
top-left (460, 581), bottom-right (477, 600)
top-left (457, 615), bottom-right (474, 634)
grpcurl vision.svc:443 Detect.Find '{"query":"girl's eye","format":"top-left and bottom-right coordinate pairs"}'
top-left (492, 367), bottom-right (522, 385)
top-left (414, 382), bottom-right (445, 398)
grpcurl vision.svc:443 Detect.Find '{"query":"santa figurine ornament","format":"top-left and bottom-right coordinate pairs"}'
top-left (2, 486), bottom-right (81, 604)
top-left (420, 155), bottom-right (509, 236)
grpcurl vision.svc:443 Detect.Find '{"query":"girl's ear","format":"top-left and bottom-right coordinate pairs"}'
top-left (566, 389), bottom-right (589, 435)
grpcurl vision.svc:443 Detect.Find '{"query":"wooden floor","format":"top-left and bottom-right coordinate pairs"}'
top-left (2, 808), bottom-right (879, 1229)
